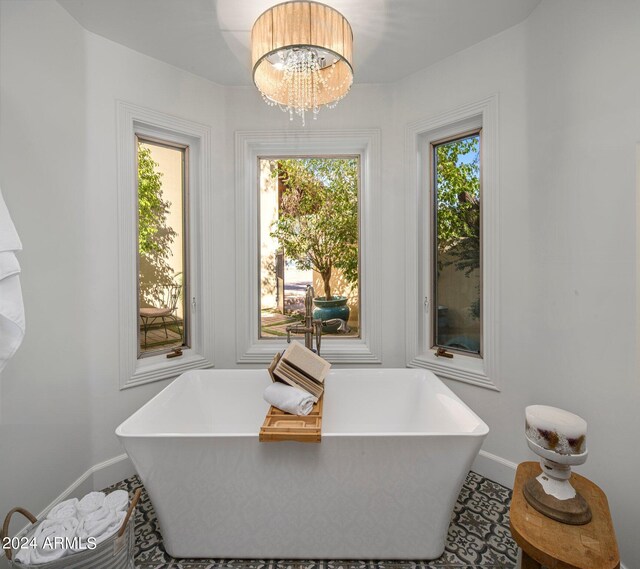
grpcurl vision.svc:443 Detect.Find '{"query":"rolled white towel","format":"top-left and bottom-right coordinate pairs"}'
top-left (46, 498), bottom-right (78, 521)
top-left (73, 507), bottom-right (125, 550)
top-left (15, 518), bottom-right (78, 565)
top-left (76, 491), bottom-right (105, 518)
top-left (263, 382), bottom-right (314, 416)
top-left (104, 489), bottom-right (129, 513)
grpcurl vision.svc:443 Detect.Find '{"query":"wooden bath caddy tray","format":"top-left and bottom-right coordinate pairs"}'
top-left (259, 396), bottom-right (323, 443)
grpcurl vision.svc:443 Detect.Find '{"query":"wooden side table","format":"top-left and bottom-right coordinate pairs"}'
top-left (510, 461), bottom-right (619, 569)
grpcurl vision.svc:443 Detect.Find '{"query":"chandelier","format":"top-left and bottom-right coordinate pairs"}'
top-left (251, 1), bottom-right (353, 126)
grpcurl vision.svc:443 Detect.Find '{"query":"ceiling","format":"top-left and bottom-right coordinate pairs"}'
top-left (57, 0), bottom-right (541, 86)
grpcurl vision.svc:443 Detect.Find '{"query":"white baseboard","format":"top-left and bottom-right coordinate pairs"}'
top-left (91, 453), bottom-right (135, 490)
top-left (471, 449), bottom-right (518, 489)
top-left (0, 453), bottom-right (134, 562)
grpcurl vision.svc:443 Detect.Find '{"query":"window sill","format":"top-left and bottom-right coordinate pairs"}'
top-left (122, 349), bottom-right (213, 390)
top-left (238, 338), bottom-right (381, 365)
top-left (408, 351), bottom-right (499, 391)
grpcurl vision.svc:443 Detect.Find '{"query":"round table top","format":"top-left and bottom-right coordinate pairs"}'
top-left (510, 461), bottom-right (620, 569)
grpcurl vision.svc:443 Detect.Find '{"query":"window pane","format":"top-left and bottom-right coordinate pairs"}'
top-left (433, 133), bottom-right (481, 355)
top-left (137, 139), bottom-right (187, 355)
top-left (259, 157), bottom-right (360, 339)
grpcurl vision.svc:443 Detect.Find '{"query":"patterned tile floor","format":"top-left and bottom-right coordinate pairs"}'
top-left (104, 472), bottom-right (518, 569)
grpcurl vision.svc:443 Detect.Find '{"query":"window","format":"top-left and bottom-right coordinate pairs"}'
top-left (137, 137), bottom-right (189, 356)
top-left (259, 157), bottom-right (360, 340)
top-left (117, 101), bottom-right (213, 389)
top-left (432, 131), bottom-right (481, 356)
top-left (405, 95), bottom-right (498, 390)
top-left (235, 130), bottom-right (381, 364)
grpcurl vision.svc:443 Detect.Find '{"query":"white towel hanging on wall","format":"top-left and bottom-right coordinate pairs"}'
top-left (0, 186), bottom-right (24, 373)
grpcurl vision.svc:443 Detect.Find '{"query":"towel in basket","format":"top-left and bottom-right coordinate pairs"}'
top-left (2, 488), bottom-right (141, 569)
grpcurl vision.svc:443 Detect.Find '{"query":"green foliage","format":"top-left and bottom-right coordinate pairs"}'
top-left (270, 158), bottom-right (359, 300)
top-left (435, 135), bottom-right (480, 319)
top-left (138, 145), bottom-right (177, 305)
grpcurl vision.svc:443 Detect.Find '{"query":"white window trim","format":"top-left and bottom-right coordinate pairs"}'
top-left (116, 101), bottom-right (214, 389)
top-left (405, 95), bottom-right (500, 391)
top-left (235, 129), bottom-right (382, 364)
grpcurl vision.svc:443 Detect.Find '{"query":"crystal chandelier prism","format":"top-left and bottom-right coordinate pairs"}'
top-left (251, 1), bottom-right (354, 126)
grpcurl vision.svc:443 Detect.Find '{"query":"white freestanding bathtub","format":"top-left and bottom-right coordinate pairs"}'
top-left (116, 368), bottom-right (488, 559)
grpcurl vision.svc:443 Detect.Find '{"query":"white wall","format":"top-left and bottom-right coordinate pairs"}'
top-left (523, 1), bottom-right (640, 563)
top-left (1, 0), bottom-right (639, 566)
top-left (0, 5), bottom-right (227, 561)
top-left (0, 1), bottom-right (93, 562)
top-left (395, 12), bottom-right (533, 472)
top-left (395, 1), bottom-right (640, 565)
top-left (82, 25), bottom-right (227, 466)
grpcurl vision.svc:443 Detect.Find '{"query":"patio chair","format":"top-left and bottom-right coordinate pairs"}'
top-left (139, 284), bottom-right (183, 348)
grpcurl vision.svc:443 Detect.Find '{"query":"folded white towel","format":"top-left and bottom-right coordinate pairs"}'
top-left (0, 188), bottom-right (21, 252)
top-left (15, 518), bottom-right (78, 565)
top-left (104, 489), bottom-right (129, 513)
top-left (46, 498), bottom-right (78, 521)
top-left (0, 188), bottom-right (24, 375)
top-left (0, 250), bottom-right (19, 281)
top-left (73, 507), bottom-right (125, 550)
top-left (0, 271), bottom-right (25, 374)
top-left (76, 491), bottom-right (105, 518)
top-left (263, 381), bottom-right (315, 416)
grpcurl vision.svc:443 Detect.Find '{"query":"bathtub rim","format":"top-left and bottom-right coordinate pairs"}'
top-left (117, 429), bottom-right (488, 439)
top-left (115, 368), bottom-right (489, 440)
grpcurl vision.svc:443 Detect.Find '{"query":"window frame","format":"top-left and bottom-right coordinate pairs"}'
top-left (431, 128), bottom-right (483, 357)
top-left (235, 130), bottom-right (382, 364)
top-left (257, 154), bottom-right (362, 341)
top-left (136, 135), bottom-right (191, 358)
top-left (117, 101), bottom-right (214, 389)
top-left (405, 95), bottom-right (500, 391)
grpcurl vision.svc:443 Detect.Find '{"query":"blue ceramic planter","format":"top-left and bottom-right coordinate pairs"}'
top-left (313, 296), bottom-right (350, 332)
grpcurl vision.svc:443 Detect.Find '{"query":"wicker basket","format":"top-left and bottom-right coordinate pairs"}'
top-left (2, 489), bottom-right (141, 569)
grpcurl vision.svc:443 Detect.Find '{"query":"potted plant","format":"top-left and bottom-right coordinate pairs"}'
top-left (270, 158), bottom-right (358, 331)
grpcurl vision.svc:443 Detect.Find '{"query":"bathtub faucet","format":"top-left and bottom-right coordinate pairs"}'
top-left (286, 285), bottom-right (323, 355)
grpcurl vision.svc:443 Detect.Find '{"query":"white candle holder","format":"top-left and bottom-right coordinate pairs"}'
top-left (524, 405), bottom-right (591, 525)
